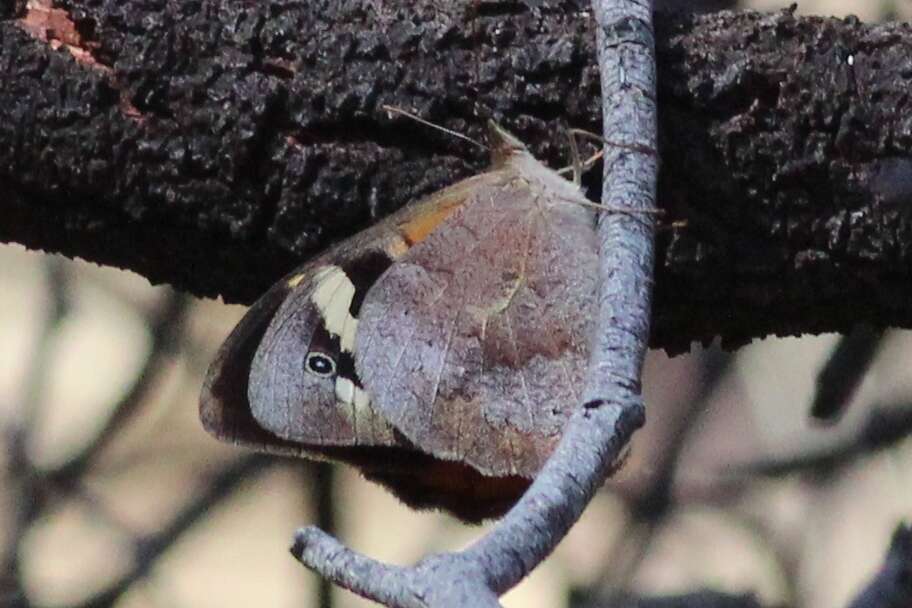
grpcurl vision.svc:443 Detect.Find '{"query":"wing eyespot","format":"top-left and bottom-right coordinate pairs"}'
top-left (305, 352), bottom-right (336, 377)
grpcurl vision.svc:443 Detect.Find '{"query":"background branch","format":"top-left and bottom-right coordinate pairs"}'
top-left (2, 3), bottom-right (912, 352)
top-left (68, 454), bottom-right (273, 608)
top-left (847, 523), bottom-right (912, 608)
top-left (728, 403), bottom-right (912, 478)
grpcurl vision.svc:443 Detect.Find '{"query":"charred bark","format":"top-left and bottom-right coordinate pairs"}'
top-left (1, 3), bottom-right (910, 353)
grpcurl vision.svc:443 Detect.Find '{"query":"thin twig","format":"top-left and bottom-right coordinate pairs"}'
top-left (596, 348), bottom-right (732, 598)
top-left (572, 589), bottom-right (766, 608)
top-left (727, 404), bottom-right (912, 479)
top-left (313, 464), bottom-right (337, 608)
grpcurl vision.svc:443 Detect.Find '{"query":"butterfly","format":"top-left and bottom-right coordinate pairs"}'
top-left (200, 123), bottom-right (599, 522)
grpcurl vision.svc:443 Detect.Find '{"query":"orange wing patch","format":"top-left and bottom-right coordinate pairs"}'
top-left (397, 194), bottom-right (466, 246)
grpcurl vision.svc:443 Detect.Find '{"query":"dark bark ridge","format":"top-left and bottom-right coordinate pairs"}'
top-left (1, 3), bottom-right (911, 353)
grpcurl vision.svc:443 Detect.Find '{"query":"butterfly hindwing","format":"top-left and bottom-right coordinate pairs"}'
top-left (355, 147), bottom-right (600, 477)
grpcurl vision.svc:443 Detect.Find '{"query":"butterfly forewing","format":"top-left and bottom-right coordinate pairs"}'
top-left (200, 170), bottom-right (496, 455)
top-left (248, 259), bottom-right (402, 447)
top-left (200, 276), bottom-right (327, 457)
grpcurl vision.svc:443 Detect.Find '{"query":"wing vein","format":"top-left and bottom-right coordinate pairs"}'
top-left (427, 307), bottom-right (462, 437)
top-left (513, 210), bottom-right (539, 428)
top-left (543, 203), bottom-right (587, 413)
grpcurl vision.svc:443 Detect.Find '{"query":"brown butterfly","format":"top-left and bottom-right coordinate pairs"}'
top-left (200, 123), bottom-right (599, 522)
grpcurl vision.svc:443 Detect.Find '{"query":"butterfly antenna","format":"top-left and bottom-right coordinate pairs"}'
top-left (557, 149), bottom-right (605, 178)
top-left (380, 105), bottom-right (488, 151)
top-left (564, 124), bottom-right (584, 186)
top-left (557, 127), bottom-right (605, 180)
top-left (568, 128), bottom-right (605, 145)
top-left (554, 127), bottom-right (663, 217)
top-left (559, 196), bottom-right (665, 217)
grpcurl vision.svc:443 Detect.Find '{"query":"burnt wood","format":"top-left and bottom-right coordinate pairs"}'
top-left (1, 3), bottom-right (911, 352)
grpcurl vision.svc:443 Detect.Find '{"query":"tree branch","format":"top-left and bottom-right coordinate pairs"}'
top-left (2, 3), bottom-right (911, 352)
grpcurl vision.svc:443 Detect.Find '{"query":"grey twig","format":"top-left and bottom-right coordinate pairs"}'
top-left (290, 0), bottom-right (657, 605)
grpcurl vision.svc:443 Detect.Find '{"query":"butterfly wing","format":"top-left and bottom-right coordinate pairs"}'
top-left (356, 153), bottom-right (599, 477)
top-left (200, 274), bottom-right (325, 457)
top-left (201, 172), bottom-right (495, 453)
top-left (200, 128), bottom-right (590, 516)
top-left (246, 255), bottom-right (400, 447)
top-left (200, 170), bottom-right (545, 520)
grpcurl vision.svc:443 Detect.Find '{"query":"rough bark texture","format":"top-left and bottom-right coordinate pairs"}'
top-left (1, 2), bottom-right (911, 353)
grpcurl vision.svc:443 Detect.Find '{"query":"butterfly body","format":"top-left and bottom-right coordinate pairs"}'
top-left (201, 124), bottom-right (598, 521)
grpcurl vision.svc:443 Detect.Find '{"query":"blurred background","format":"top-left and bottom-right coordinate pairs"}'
top-left (2, 1), bottom-right (912, 607)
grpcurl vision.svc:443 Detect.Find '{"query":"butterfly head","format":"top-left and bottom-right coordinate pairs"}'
top-left (487, 121), bottom-right (529, 168)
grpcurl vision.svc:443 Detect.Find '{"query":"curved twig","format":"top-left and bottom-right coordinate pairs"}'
top-left (290, 1), bottom-right (658, 604)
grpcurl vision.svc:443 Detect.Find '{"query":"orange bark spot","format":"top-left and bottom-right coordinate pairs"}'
top-left (19, 2), bottom-right (108, 73)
